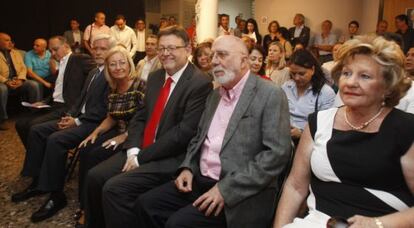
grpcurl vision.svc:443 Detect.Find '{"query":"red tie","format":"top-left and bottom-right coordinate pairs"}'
top-left (142, 77), bottom-right (173, 148)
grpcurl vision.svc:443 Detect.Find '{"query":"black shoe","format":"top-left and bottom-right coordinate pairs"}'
top-left (30, 194), bottom-right (67, 223)
top-left (11, 187), bottom-right (44, 203)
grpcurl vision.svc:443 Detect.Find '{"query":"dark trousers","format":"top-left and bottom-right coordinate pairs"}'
top-left (15, 102), bottom-right (66, 149)
top-left (22, 119), bottom-right (97, 192)
top-left (84, 152), bottom-right (173, 228)
top-left (136, 174), bottom-right (226, 228)
top-left (78, 128), bottom-right (119, 208)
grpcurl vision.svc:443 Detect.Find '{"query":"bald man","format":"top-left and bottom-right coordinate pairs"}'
top-left (24, 38), bottom-right (55, 98)
top-left (135, 35), bottom-right (291, 228)
top-left (0, 33), bottom-right (39, 130)
top-left (83, 12), bottom-right (111, 55)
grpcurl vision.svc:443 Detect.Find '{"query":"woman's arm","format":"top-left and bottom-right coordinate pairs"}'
top-left (273, 124), bottom-right (314, 228)
top-left (78, 114), bottom-right (116, 148)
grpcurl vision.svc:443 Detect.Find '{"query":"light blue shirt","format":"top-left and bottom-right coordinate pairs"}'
top-left (24, 50), bottom-right (51, 78)
top-left (313, 33), bottom-right (337, 56)
top-left (282, 80), bottom-right (336, 129)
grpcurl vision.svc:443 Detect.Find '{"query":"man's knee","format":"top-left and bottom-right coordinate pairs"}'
top-left (165, 212), bottom-right (186, 228)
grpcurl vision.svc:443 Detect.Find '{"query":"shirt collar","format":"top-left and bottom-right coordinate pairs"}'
top-left (166, 61), bottom-right (189, 84)
top-left (145, 55), bottom-right (157, 64)
top-left (296, 25), bottom-right (304, 30)
top-left (60, 52), bottom-right (72, 64)
top-left (219, 70), bottom-right (250, 101)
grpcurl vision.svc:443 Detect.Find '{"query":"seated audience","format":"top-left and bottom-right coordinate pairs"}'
top-left (11, 34), bottom-right (115, 223)
top-left (322, 42), bottom-right (342, 87)
top-left (266, 42), bottom-right (290, 86)
top-left (282, 49), bottom-right (335, 144)
top-left (234, 19), bottom-right (246, 38)
top-left (273, 35), bottom-right (414, 228)
top-left (84, 26), bottom-right (212, 228)
top-left (289, 13), bottom-right (311, 48)
top-left (396, 47), bottom-right (414, 113)
top-left (192, 41), bottom-right (213, 79)
top-left (15, 36), bottom-right (95, 149)
top-left (83, 12), bottom-right (112, 55)
top-left (276, 27), bottom-right (293, 59)
top-left (75, 45), bottom-right (146, 227)
top-left (0, 32), bottom-right (39, 130)
top-left (248, 44), bottom-right (270, 80)
top-left (244, 18), bottom-right (262, 44)
top-left (217, 14), bottom-right (234, 36)
top-left (312, 20), bottom-right (337, 64)
top-left (241, 36), bottom-right (255, 51)
top-left (395, 14), bottom-right (414, 54)
top-left (63, 18), bottom-right (84, 53)
top-left (135, 35), bottom-right (162, 82)
top-left (339, 20), bottom-right (359, 43)
top-left (263, 20), bottom-right (280, 54)
top-left (24, 38), bottom-right (55, 98)
top-left (111, 15), bottom-right (138, 58)
top-left (376, 20), bottom-right (388, 36)
top-left (136, 34), bottom-right (291, 228)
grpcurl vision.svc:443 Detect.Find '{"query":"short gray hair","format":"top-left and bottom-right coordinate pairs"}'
top-left (92, 33), bottom-right (117, 49)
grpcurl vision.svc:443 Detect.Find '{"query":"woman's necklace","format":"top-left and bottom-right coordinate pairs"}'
top-left (344, 106), bottom-right (384, 130)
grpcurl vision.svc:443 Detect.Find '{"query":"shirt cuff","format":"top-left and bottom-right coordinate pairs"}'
top-left (74, 118), bottom-right (82, 126)
top-left (127, 147), bottom-right (140, 166)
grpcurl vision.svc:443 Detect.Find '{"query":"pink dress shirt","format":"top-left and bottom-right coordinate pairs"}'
top-left (199, 72), bottom-right (249, 180)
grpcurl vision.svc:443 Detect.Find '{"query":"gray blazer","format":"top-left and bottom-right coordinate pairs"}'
top-left (63, 30), bottom-right (84, 48)
top-left (180, 74), bottom-right (291, 228)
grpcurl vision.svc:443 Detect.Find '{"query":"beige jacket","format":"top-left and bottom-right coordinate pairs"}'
top-left (135, 56), bottom-right (162, 81)
top-left (0, 49), bottom-right (27, 83)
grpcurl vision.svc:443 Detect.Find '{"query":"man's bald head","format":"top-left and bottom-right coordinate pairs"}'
top-left (211, 35), bottom-right (250, 89)
top-left (33, 38), bottom-right (48, 55)
top-left (214, 35), bottom-right (249, 56)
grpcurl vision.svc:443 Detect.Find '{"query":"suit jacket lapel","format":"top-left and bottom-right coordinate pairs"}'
top-left (158, 63), bottom-right (193, 128)
top-left (198, 91), bottom-right (221, 141)
top-left (221, 74), bottom-right (257, 150)
top-left (62, 54), bottom-right (74, 90)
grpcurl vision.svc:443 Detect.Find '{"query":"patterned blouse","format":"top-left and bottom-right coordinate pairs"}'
top-left (107, 78), bottom-right (146, 133)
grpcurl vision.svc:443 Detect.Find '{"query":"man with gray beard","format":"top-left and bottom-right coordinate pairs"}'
top-left (135, 35), bottom-right (291, 228)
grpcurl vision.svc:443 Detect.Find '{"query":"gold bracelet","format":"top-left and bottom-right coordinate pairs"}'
top-left (374, 217), bottom-right (384, 228)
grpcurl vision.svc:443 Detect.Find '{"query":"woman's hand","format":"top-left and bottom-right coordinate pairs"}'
top-left (102, 133), bottom-right (128, 151)
top-left (79, 132), bottom-right (99, 148)
top-left (348, 215), bottom-right (378, 228)
top-left (290, 126), bottom-right (302, 139)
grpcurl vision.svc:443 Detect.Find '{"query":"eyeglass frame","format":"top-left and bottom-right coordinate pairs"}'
top-left (157, 45), bottom-right (187, 53)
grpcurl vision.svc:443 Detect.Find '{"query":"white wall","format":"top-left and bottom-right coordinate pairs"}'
top-left (255, 0), bottom-right (380, 40)
top-left (218, 0), bottom-right (252, 28)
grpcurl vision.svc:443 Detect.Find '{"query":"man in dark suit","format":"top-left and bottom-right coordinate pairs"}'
top-left (11, 34), bottom-right (116, 223)
top-left (15, 36), bottom-right (95, 149)
top-left (136, 35), bottom-right (292, 228)
top-left (84, 26), bottom-right (212, 228)
top-left (288, 13), bottom-right (311, 48)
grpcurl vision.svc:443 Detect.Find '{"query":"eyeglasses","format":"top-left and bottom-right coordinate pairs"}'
top-left (108, 61), bottom-right (128, 68)
top-left (289, 71), bottom-right (308, 78)
top-left (326, 217), bottom-right (349, 228)
top-left (157, 45), bottom-right (186, 53)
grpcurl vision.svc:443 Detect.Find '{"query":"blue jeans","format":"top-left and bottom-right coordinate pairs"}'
top-left (0, 80), bottom-right (41, 120)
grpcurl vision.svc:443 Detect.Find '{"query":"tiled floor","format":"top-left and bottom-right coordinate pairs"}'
top-left (0, 118), bottom-right (79, 227)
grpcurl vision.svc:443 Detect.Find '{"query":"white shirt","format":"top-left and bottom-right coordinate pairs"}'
top-left (127, 62), bottom-right (189, 165)
top-left (294, 25), bottom-right (304, 38)
top-left (217, 25), bottom-right (234, 36)
top-left (73, 30), bottom-right (82, 44)
top-left (396, 81), bottom-right (414, 114)
top-left (136, 29), bottom-right (146, 52)
top-left (53, 52), bottom-right (72, 103)
top-left (111, 25), bottom-right (138, 57)
top-left (140, 56), bottom-right (158, 81)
